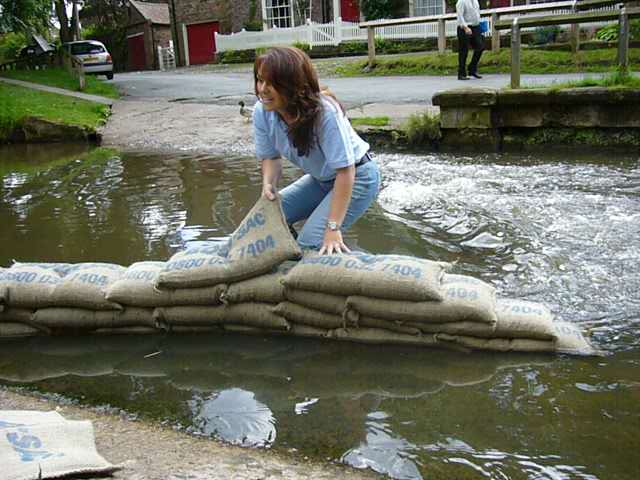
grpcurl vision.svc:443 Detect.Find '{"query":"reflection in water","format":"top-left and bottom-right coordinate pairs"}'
top-left (1, 146), bottom-right (640, 479)
top-left (190, 388), bottom-right (276, 448)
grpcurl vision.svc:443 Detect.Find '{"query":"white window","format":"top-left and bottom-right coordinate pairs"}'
top-left (265, 0), bottom-right (293, 28)
top-left (414, 0), bottom-right (444, 16)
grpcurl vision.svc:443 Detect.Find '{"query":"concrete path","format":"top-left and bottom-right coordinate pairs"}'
top-left (0, 77), bottom-right (114, 106)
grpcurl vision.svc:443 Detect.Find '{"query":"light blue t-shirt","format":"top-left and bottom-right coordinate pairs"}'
top-left (253, 96), bottom-right (370, 182)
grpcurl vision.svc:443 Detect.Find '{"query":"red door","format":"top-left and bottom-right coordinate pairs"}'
top-left (341, 0), bottom-right (360, 22)
top-left (187, 22), bottom-right (219, 65)
top-left (127, 34), bottom-right (146, 71)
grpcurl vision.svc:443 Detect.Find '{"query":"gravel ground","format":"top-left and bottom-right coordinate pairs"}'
top-left (1, 387), bottom-right (381, 480)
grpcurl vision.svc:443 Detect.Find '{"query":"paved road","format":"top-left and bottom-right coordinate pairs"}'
top-left (111, 70), bottom-right (604, 108)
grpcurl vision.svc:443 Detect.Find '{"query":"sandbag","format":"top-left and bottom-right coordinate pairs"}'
top-left (287, 324), bottom-right (330, 339)
top-left (283, 252), bottom-right (448, 302)
top-left (273, 302), bottom-right (346, 329)
top-left (0, 266), bottom-right (61, 308)
top-left (154, 303), bottom-right (290, 331)
top-left (157, 197), bottom-right (301, 288)
top-left (407, 320), bottom-right (496, 337)
top-left (11, 261), bottom-right (76, 277)
top-left (345, 273), bottom-right (496, 325)
top-left (357, 316), bottom-right (422, 336)
top-left (32, 307), bottom-right (156, 330)
top-left (0, 322), bottom-right (40, 337)
top-left (329, 327), bottom-right (440, 348)
top-left (0, 308), bottom-right (35, 324)
top-left (436, 321), bottom-right (599, 355)
top-left (494, 299), bottom-right (556, 340)
top-left (284, 288), bottom-right (347, 316)
top-left (222, 261), bottom-right (296, 304)
top-left (106, 261), bottom-right (226, 307)
top-left (49, 263), bottom-right (125, 310)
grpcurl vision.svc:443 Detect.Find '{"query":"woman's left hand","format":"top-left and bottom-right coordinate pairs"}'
top-left (319, 230), bottom-right (351, 255)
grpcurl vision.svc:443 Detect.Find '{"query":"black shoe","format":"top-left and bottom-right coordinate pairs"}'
top-left (470, 72), bottom-right (483, 79)
top-left (458, 75), bottom-right (470, 81)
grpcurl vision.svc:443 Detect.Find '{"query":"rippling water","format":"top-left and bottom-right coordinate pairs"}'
top-left (1, 145), bottom-right (639, 479)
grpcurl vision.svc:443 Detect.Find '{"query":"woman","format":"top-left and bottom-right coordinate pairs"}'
top-left (253, 47), bottom-right (381, 255)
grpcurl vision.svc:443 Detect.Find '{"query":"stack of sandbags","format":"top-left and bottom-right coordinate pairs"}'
top-left (276, 251), bottom-right (452, 348)
top-left (152, 196), bottom-right (301, 334)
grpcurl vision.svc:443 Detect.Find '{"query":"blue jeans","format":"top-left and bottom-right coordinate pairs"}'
top-left (280, 161), bottom-right (381, 249)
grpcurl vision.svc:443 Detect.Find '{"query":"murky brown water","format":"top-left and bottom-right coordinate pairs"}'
top-left (1, 145), bottom-right (639, 480)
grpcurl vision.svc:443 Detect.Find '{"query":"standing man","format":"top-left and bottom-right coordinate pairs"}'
top-left (456, 0), bottom-right (484, 80)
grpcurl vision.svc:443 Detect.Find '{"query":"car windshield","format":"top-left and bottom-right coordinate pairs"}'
top-left (70, 43), bottom-right (105, 55)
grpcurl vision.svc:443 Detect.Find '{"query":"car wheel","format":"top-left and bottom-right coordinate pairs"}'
top-left (106, 72), bottom-right (114, 80)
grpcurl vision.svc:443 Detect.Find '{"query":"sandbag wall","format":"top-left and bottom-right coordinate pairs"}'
top-left (0, 197), bottom-right (598, 356)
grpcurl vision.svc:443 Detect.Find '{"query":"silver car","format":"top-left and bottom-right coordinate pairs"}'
top-left (62, 40), bottom-right (114, 80)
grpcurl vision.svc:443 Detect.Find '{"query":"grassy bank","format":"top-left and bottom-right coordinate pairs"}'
top-left (335, 48), bottom-right (640, 77)
top-left (0, 68), bottom-right (119, 99)
top-left (0, 83), bottom-right (111, 141)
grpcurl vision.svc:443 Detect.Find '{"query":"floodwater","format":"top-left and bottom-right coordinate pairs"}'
top-left (0, 145), bottom-right (639, 480)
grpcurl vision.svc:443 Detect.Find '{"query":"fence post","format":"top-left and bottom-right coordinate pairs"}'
top-left (438, 18), bottom-right (446, 53)
top-left (491, 12), bottom-right (500, 53)
top-left (570, 1), bottom-right (580, 53)
top-left (307, 18), bottom-right (314, 49)
top-left (158, 45), bottom-right (164, 71)
top-left (335, 16), bottom-right (343, 46)
top-left (367, 26), bottom-right (376, 68)
top-left (618, 8), bottom-right (630, 71)
top-left (511, 17), bottom-right (521, 89)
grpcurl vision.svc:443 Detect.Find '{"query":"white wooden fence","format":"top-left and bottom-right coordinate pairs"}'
top-left (158, 41), bottom-right (177, 71)
top-left (214, 1), bottom-right (606, 53)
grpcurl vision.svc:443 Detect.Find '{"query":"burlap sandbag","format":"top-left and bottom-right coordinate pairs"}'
top-left (49, 263), bottom-right (125, 310)
top-left (0, 322), bottom-right (39, 337)
top-left (273, 302), bottom-right (346, 329)
top-left (494, 299), bottom-right (556, 340)
top-left (358, 315), bottom-right (422, 336)
top-left (11, 261), bottom-right (76, 277)
top-left (0, 281), bottom-right (6, 312)
top-left (0, 308), bottom-right (51, 335)
top-left (329, 327), bottom-right (440, 347)
top-left (106, 261), bottom-right (226, 307)
top-left (283, 251), bottom-right (448, 301)
top-left (222, 261), bottom-right (297, 304)
top-left (436, 321), bottom-right (599, 355)
top-left (154, 303), bottom-right (289, 330)
top-left (407, 320), bottom-right (496, 337)
top-left (553, 321), bottom-right (601, 356)
top-left (0, 266), bottom-right (61, 308)
top-left (284, 288), bottom-right (347, 316)
top-left (32, 307), bottom-right (156, 330)
top-left (345, 273), bottom-right (496, 324)
top-left (287, 323), bottom-right (330, 339)
top-left (157, 197), bottom-right (301, 288)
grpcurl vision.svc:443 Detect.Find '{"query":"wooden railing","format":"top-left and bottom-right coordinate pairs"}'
top-left (358, 1), bottom-right (589, 67)
top-left (494, 0), bottom-right (640, 87)
top-left (1, 49), bottom-right (86, 90)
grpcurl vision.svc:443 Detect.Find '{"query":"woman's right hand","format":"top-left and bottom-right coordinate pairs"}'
top-left (262, 183), bottom-right (277, 201)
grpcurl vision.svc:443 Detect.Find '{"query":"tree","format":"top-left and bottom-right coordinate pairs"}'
top-left (360, 0), bottom-right (402, 21)
top-left (0, 0), bottom-right (53, 35)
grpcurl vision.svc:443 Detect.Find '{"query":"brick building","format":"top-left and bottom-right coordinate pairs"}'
top-left (126, 0), bottom-right (172, 71)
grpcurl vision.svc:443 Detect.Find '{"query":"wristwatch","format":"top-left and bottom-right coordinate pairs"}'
top-left (327, 221), bottom-right (340, 232)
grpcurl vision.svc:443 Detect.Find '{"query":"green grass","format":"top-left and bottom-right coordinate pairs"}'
top-left (541, 69), bottom-right (640, 89)
top-left (350, 116), bottom-right (390, 127)
top-left (335, 48), bottom-right (640, 77)
top-left (0, 83), bottom-right (111, 141)
top-left (0, 68), bottom-right (120, 99)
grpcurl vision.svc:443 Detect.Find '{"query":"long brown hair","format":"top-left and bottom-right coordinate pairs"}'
top-left (254, 47), bottom-right (322, 156)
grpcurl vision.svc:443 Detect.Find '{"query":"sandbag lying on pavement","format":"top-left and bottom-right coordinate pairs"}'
top-left (48, 263), bottom-right (125, 310)
top-left (156, 196), bottom-right (301, 288)
top-left (283, 251), bottom-right (448, 302)
top-left (106, 261), bottom-right (226, 307)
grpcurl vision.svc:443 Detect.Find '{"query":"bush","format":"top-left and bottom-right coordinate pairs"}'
top-left (532, 26), bottom-right (561, 45)
top-left (596, 20), bottom-right (640, 42)
top-left (0, 32), bottom-right (28, 63)
top-left (219, 49), bottom-right (256, 64)
top-left (404, 112), bottom-right (441, 145)
top-left (293, 41), bottom-right (310, 53)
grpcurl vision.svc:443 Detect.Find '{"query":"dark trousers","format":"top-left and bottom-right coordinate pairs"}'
top-left (457, 25), bottom-right (484, 77)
